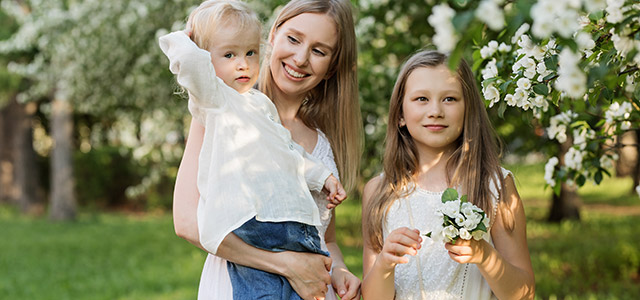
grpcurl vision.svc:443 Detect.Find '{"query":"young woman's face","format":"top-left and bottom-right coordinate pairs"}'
top-left (269, 13), bottom-right (338, 99)
top-left (401, 65), bottom-right (465, 153)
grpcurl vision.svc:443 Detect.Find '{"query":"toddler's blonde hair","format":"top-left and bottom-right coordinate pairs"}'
top-left (186, 0), bottom-right (261, 51)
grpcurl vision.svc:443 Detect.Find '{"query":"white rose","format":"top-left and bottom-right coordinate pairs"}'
top-left (455, 213), bottom-right (466, 226)
top-left (443, 225), bottom-right (459, 241)
top-left (459, 228), bottom-right (472, 240)
top-left (472, 230), bottom-right (486, 241)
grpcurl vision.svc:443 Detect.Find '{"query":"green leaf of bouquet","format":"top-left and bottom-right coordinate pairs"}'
top-left (476, 222), bottom-right (487, 232)
top-left (442, 188), bottom-right (459, 203)
top-left (424, 232), bottom-right (432, 238)
top-left (461, 195), bottom-right (468, 203)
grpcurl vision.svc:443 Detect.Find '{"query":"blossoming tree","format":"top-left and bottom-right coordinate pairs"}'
top-left (426, 0), bottom-right (640, 220)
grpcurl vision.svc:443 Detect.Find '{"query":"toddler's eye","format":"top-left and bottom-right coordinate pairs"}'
top-left (224, 53), bottom-right (234, 59)
top-left (247, 50), bottom-right (256, 56)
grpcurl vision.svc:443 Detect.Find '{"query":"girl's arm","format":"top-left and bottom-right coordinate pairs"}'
top-left (173, 119), bottom-right (333, 300)
top-left (361, 177), bottom-right (421, 300)
top-left (324, 213), bottom-right (361, 300)
top-left (445, 175), bottom-right (535, 299)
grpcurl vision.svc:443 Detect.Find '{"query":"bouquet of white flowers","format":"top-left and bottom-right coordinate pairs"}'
top-left (425, 188), bottom-right (490, 244)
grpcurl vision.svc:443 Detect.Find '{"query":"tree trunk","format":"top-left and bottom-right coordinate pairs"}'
top-left (14, 101), bottom-right (44, 215)
top-left (0, 94), bottom-right (19, 204)
top-left (49, 97), bottom-right (76, 221)
top-left (548, 139), bottom-right (581, 222)
top-left (615, 131), bottom-right (637, 177)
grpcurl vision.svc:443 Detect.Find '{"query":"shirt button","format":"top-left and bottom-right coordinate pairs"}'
top-left (289, 143), bottom-right (294, 150)
top-left (268, 114), bottom-right (275, 121)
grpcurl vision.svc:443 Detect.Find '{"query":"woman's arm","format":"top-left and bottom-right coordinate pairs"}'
top-left (172, 119), bottom-right (205, 250)
top-left (217, 233), bottom-right (333, 300)
top-left (173, 119), bottom-right (333, 300)
top-left (324, 214), bottom-right (361, 300)
top-left (445, 175), bottom-right (535, 299)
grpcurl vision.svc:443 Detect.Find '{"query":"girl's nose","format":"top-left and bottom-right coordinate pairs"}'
top-left (427, 102), bottom-right (444, 118)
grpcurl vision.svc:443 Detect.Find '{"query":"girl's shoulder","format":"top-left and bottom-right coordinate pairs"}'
top-left (362, 174), bottom-right (384, 205)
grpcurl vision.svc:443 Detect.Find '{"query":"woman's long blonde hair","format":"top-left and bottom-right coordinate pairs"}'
top-left (258, 0), bottom-right (363, 192)
top-left (364, 50), bottom-right (511, 252)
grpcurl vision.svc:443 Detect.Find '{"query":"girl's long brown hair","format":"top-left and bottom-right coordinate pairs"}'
top-left (364, 50), bottom-right (512, 252)
top-left (258, 0), bottom-right (363, 192)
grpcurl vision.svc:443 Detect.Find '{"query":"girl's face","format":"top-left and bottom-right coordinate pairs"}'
top-left (269, 13), bottom-right (338, 100)
top-left (401, 65), bottom-right (465, 153)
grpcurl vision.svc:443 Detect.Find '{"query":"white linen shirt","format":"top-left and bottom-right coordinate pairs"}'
top-left (159, 31), bottom-right (329, 255)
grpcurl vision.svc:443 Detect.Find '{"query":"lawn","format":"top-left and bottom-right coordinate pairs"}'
top-left (1, 163), bottom-right (639, 299)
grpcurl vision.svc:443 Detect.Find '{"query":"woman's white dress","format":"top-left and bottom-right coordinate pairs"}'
top-left (197, 131), bottom-right (340, 300)
top-left (383, 168), bottom-right (511, 300)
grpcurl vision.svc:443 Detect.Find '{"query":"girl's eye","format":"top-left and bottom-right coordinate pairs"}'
top-left (312, 48), bottom-right (326, 56)
top-left (416, 96), bottom-right (428, 102)
top-left (224, 53), bottom-right (234, 59)
top-left (287, 36), bottom-right (299, 44)
top-left (444, 97), bottom-right (457, 102)
top-left (247, 50), bottom-right (255, 56)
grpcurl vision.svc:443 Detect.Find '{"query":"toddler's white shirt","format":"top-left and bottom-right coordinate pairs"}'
top-left (159, 31), bottom-right (329, 254)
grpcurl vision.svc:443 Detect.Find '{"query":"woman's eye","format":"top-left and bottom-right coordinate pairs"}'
top-left (224, 53), bottom-right (234, 58)
top-left (416, 96), bottom-right (428, 102)
top-left (287, 36), bottom-right (299, 44)
top-left (312, 48), bottom-right (326, 56)
top-left (444, 97), bottom-right (457, 102)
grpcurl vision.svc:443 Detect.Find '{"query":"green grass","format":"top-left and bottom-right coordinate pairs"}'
top-left (2, 163), bottom-right (640, 299)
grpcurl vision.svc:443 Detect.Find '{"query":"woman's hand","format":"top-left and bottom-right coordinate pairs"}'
top-left (279, 251), bottom-right (332, 300)
top-left (377, 227), bottom-right (422, 270)
top-left (330, 266), bottom-right (361, 300)
top-left (444, 238), bottom-right (489, 265)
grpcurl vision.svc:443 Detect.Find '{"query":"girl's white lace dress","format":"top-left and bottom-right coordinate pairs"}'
top-left (197, 130), bottom-right (339, 300)
top-left (383, 168), bottom-right (511, 300)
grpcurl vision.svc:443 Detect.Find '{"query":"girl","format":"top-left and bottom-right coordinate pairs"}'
top-left (172, 1), bottom-right (363, 299)
top-left (361, 50), bottom-right (535, 300)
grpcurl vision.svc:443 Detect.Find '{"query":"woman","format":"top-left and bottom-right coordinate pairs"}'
top-left (172, 1), bottom-right (363, 299)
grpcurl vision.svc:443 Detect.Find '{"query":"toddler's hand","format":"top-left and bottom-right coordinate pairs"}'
top-left (323, 175), bottom-right (346, 209)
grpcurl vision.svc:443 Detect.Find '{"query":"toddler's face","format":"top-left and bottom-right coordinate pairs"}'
top-left (209, 22), bottom-right (260, 94)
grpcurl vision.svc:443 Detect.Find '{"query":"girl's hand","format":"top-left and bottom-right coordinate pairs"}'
top-left (279, 251), bottom-right (332, 300)
top-left (323, 175), bottom-right (347, 209)
top-left (444, 238), bottom-right (489, 265)
top-left (377, 227), bottom-right (422, 271)
top-left (330, 266), bottom-right (361, 300)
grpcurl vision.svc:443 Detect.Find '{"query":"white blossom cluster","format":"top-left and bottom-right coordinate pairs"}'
top-left (555, 48), bottom-right (587, 99)
top-left (475, 0), bottom-right (505, 31)
top-left (427, 3), bottom-right (458, 53)
top-left (428, 190), bottom-right (490, 243)
top-left (530, 0), bottom-right (581, 39)
top-left (547, 110), bottom-right (577, 143)
top-left (544, 157), bottom-right (559, 187)
top-left (480, 27), bottom-right (557, 115)
top-left (607, 1), bottom-right (640, 67)
top-left (604, 102), bottom-right (634, 131)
